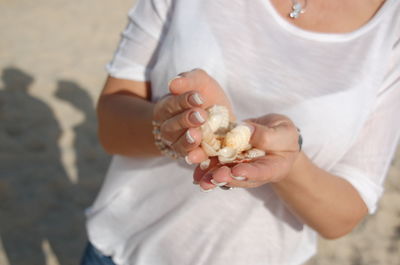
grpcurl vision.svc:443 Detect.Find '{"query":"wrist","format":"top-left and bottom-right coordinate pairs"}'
top-left (272, 151), bottom-right (311, 189)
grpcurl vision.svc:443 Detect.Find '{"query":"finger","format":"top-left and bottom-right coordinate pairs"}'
top-left (211, 164), bottom-right (258, 189)
top-left (171, 128), bottom-right (202, 156)
top-left (169, 69), bottom-right (209, 95)
top-left (198, 171), bottom-right (217, 192)
top-left (209, 166), bottom-right (232, 187)
top-left (193, 157), bottom-right (219, 184)
top-left (160, 108), bottom-right (207, 143)
top-left (186, 147), bottom-right (209, 165)
top-left (246, 121), bottom-right (298, 152)
top-left (169, 69), bottom-right (235, 119)
top-left (154, 90), bottom-right (205, 122)
top-left (231, 155), bottom-right (289, 183)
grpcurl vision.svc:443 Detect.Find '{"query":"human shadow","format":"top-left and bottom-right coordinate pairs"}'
top-left (55, 80), bottom-right (110, 209)
top-left (0, 67), bottom-right (84, 265)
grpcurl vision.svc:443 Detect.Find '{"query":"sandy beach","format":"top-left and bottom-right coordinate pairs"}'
top-left (0, 0), bottom-right (398, 264)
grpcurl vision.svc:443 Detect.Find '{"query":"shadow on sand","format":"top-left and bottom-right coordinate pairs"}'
top-left (0, 67), bottom-right (110, 265)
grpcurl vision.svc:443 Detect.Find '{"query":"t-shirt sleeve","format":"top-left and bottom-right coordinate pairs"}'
top-left (329, 39), bottom-right (400, 214)
top-left (106, 0), bottom-right (172, 81)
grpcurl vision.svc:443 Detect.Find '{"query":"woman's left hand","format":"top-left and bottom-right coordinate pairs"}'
top-left (193, 113), bottom-right (302, 190)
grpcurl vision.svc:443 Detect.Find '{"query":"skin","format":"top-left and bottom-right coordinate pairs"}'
top-left (270, 0), bottom-right (386, 33)
top-left (97, 1), bottom-right (386, 239)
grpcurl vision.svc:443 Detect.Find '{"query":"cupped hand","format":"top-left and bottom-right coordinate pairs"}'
top-left (153, 69), bottom-right (234, 163)
top-left (193, 113), bottom-right (302, 190)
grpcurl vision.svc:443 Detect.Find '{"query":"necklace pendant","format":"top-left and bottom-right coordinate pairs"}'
top-left (289, 3), bottom-right (303, 19)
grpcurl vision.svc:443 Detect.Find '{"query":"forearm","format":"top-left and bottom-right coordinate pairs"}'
top-left (97, 93), bottom-right (160, 157)
top-left (271, 152), bottom-right (368, 239)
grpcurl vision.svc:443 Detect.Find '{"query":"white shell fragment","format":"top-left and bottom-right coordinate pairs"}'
top-left (200, 105), bottom-right (265, 164)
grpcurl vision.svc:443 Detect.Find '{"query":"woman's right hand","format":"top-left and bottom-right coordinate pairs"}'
top-left (153, 69), bottom-right (233, 164)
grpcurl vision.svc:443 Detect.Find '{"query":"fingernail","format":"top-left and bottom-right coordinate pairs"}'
top-left (189, 93), bottom-right (204, 106)
top-left (210, 179), bottom-right (228, 187)
top-left (185, 130), bottom-right (195, 144)
top-left (200, 186), bottom-right (215, 193)
top-left (232, 175), bottom-right (247, 181)
top-left (193, 180), bottom-right (199, 185)
top-left (185, 155), bottom-right (192, 165)
top-left (168, 75), bottom-right (182, 88)
top-left (189, 111), bottom-right (205, 124)
top-left (220, 185), bottom-right (235, 190)
top-left (200, 159), bottom-right (210, 170)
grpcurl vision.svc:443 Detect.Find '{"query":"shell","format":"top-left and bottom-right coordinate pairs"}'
top-left (200, 105), bottom-right (229, 156)
top-left (200, 105), bottom-right (262, 164)
top-left (224, 124), bottom-right (252, 153)
top-left (201, 123), bottom-right (221, 151)
top-left (218, 146), bottom-right (237, 158)
top-left (206, 105), bottom-right (230, 133)
top-left (218, 156), bottom-right (236, 164)
top-left (201, 141), bottom-right (219, 157)
top-left (217, 146), bottom-right (237, 164)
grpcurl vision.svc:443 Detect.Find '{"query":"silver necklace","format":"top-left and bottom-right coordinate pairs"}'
top-left (289, 0), bottom-right (307, 19)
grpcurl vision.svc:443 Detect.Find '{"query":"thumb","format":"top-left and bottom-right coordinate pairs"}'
top-left (245, 119), bottom-right (298, 152)
top-left (168, 69), bottom-right (205, 95)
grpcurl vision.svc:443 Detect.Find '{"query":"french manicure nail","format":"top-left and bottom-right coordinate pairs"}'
top-left (220, 185), bottom-right (235, 190)
top-left (168, 75), bottom-right (181, 88)
top-left (200, 159), bottom-right (211, 170)
top-left (190, 111), bottom-right (205, 124)
top-left (185, 155), bottom-right (193, 165)
top-left (189, 93), bottom-right (204, 106)
top-left (232, 175), bottom-right (247, 181)
top-left (210, 179), bottom-right (228, 187)
top-left (200, 186), bottom-right (215, 193)
top-left (185, 130), bottom-right (195, 144)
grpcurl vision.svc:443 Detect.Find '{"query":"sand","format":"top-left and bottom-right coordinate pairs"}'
top-left (0, 0), bottom-right (398, 264)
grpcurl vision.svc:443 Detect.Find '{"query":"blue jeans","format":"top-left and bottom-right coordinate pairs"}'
top-left (80, 242), bottom-right (117, 265)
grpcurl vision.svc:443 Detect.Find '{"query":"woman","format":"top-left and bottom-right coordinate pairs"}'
top-left (82, 0), bottom-right (400, 264)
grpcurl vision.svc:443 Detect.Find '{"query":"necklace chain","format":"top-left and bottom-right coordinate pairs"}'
top-left (289, 0), bottom-right (307, 19)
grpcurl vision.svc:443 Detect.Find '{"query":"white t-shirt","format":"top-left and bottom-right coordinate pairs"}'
top-left (86, 1), bottom-right (400, 264)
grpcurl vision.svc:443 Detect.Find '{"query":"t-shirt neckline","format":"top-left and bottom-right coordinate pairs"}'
top-left (261, 0), bottom-right (395, 42)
